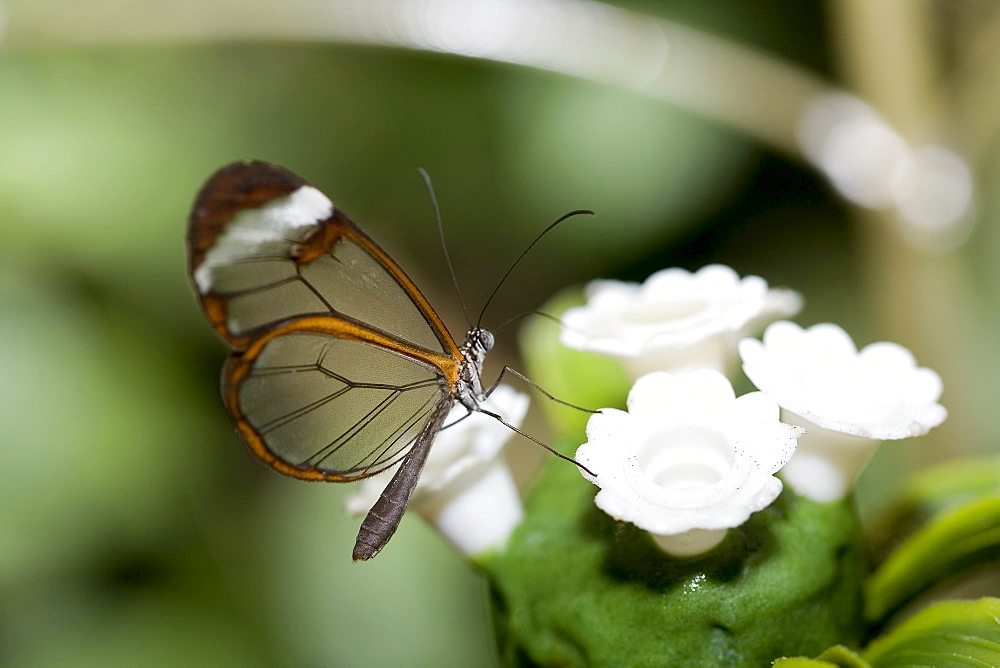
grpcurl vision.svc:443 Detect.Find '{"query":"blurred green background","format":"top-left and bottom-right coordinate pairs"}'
top-left (2, 1), bottom-right (998, 665)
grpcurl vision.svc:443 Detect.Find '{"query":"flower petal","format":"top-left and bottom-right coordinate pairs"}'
top-left (561, 265), bottom-right (802, 379)
top-left (740, 321), bottom-right (947, 440)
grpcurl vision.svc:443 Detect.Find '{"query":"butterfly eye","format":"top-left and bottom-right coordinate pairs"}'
top-left (479, 330), bottom-right (495, 352)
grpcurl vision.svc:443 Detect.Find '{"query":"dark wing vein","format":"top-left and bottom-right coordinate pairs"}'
top-left (249, 363), bottom-right (322, 376)
top-left (304, 390), bottom-right (402, 468)
top-left (251, 362), bottom-right (442, 392)
top-left (214, 275), bottom-right (301, 298)
top-left (257, 385), bottom-right (352, 435)
top-left (353, 391), bottom-right (443, 476)
top-left (309, 388), bottom-right (441, 475)
top-left (296, 264), bottom-right (336, 312)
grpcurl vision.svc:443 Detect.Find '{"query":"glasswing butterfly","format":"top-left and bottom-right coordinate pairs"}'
top-left (188, 161), bottom-right (576, 561)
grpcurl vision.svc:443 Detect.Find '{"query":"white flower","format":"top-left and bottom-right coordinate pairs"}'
top-left (576, 370), bottom-right (801, 557)
top-left (739, 321), bottom-right (947, 502)
top-left (797, 92), bottom-right (973, 252)
top-left (560, 265), bottom-right (801, 380)
top-left (344, 385), bottom-right (529, 557)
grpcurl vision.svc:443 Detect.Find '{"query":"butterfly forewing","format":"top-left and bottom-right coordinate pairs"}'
top-left (189, 161), bottom-right (458, 357)
top-left (188, 161), bottom-right (465, 489)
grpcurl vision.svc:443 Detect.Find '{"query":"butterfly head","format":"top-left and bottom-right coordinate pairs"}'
top-left (456, 327), bottom-right (493, 407)
top-left (466, 327), bottom-right (494, 354)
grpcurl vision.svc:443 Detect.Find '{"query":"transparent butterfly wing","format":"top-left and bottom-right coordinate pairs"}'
top-left (226, 329), bottom-right (449, 480)
top-left (188, 161), bottom-right (463, 482)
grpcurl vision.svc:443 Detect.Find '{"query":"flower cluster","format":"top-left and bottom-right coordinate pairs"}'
top-left (564, 265), bottom-right (946, 555)
top-left (338, 263), bottom-right (946, 563)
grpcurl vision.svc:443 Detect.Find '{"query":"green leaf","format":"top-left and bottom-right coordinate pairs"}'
top-left (818, 645), bottom-right (872, 667)
top-left (867, 457), bottom-right (1000, 561)
top-left (773, 645), bottom-right (870, 667)
top-left (865, 494), bottom-right (1000, 625)
top-left (862, 598), bottom-right (1000, 666)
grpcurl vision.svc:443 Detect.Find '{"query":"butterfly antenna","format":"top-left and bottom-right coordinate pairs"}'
top-left (492, 309), bottom-right (563, 335)
top-left (476, 210), bottom-right (594, 329)
top-left (419, 168), bottom-right (472, 328)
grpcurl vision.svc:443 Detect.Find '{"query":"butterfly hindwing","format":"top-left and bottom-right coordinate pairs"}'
top-left (224, 325), bottom-right (450, 480)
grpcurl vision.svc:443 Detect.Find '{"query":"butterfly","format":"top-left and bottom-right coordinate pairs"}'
top-left (187, 160), bottom-right (525, 560)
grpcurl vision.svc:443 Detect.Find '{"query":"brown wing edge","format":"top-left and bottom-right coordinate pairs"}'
top-left (220, 315), bottom-right (460, 483)
top-left (187, 161), bottom-right (307, 274)
top-left (187, 161), bottom-right (309, 349)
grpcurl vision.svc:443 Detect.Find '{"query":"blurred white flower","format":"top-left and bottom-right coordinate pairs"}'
top-left (344, 385), bottom-right (529, 557)
top-left (797, 92), bottom-right (973, 252)
top-left (576, 370), bottom-right (800, 557)
top-left (560, 265), bottom-right (801, 380)
top-left (739, 321), bottom-right (947, 502)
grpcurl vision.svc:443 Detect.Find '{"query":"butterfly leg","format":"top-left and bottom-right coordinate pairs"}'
top-left (485, 366), bottom-right (599, 414)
